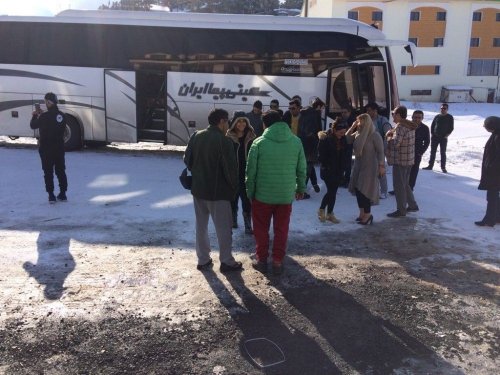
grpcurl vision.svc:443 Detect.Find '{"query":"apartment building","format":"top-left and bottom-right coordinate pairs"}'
top-left (306, 0), bottom-right (500, 102)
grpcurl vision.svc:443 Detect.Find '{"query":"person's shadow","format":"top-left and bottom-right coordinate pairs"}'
top-left (202, 270), bottom-right (341, 374)
top-left (202, 258), bottom-right (463, 374)
top-left (23, 231), bottom-right (75, 300)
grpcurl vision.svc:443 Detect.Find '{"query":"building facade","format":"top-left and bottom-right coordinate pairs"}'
top-left (306, 0), bottom-right (500, 103)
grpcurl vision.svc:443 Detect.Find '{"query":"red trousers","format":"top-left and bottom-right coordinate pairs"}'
top-left (252, 199), bottom-right (292, 264)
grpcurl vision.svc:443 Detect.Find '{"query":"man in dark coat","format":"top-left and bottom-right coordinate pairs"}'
top-left (298, 97), bottom-right (325, 196)
top-left (184, 108), bottom-right (242, 271)
top-left (245, 100), bottom-right (264, 137)
top-left (30, 92), bottom-right (68, 204)
top-left (475, 116), bottom-right (500, 227)
top-left (409, 110), bottom-right (430, 190)
top-left (423, 103), bottom-right (454, 173)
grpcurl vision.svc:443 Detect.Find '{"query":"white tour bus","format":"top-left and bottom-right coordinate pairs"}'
top-left (0, 10), bottom-right (416, 149)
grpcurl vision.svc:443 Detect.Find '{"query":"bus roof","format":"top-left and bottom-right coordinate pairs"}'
top-left (0, 10), bottom-right (386, 40)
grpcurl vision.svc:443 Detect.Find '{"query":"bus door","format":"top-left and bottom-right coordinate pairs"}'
top-left (326, 62), bottom-right (390, 118)
top-left (104, 70), bottom-right (137, 143)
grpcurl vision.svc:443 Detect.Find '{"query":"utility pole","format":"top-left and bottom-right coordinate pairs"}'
top-left (304, 0), bottom-right (308, 17)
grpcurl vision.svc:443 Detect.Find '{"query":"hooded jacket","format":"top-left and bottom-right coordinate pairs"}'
top-left (478, 118), bottom-right (500, 191)
top-left (317, 129), bottom-right (350, 183)
top-left (226, 114), bottom-right (256, 184)
top-left (246, 122), bottom-right (306, 204)
top-left (386, 118), bottom-right (418, 166)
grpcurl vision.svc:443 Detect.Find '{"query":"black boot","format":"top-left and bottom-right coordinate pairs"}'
top-left (243, 212), bottom-right (253, 235)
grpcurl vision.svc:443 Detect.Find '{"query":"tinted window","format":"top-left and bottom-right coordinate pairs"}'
top-left (0, 21), bottom-right (383, 77)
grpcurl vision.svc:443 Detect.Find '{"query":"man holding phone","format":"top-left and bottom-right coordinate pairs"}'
top-left (30, 92), bottom-right (68, 204)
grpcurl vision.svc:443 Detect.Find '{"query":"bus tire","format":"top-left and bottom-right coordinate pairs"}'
top-left (64, 116), bottom-right (83, 151)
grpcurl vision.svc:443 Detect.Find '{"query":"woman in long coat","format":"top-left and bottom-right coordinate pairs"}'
top-left (346, 113), bottom-right (386, 225)
top-left (226, 111), bottom-right (256, 234)
top-left (475, 116), bottom-right (500, 227)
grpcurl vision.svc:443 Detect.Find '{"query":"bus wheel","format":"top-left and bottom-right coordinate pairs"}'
top-left (64, 116), bottom-right (83, 151)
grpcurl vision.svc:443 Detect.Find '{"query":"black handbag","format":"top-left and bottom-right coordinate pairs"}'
top-left (179, 167), bottom-right (192, 190)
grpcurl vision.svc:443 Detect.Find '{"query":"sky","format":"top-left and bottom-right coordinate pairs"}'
top-left (0, 0), bottom-right (105, 16)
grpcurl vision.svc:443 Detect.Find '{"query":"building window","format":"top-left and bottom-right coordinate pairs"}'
top-left (435, 66), bottom-right (441, 74)
top-left (470, 38), bottom-right (480, 47)
top-left (434, 38), bottom-right (444, 47)
top-left (496, 12), bottom-right (500, 21)
top-left (468, 59), bottom-right (500, 76)
top-left (472, 12), bottom-right (482, 21)
top-left (436, 11), bottom-right (446, 21)
top-left (411, 90), bottom-right (432, 96)
top-left (494, 38), bottom-right (500, 47)
top-left (401, 66), bottom-right (407, 75)
top-left (348, 11), bottom-right (358, 20)
top-left (372, 11), bottom-right (383, 21)
top-left (410, 11), bottom-right (420, 21)
top-left (408, 37), bottom-right (418, 46)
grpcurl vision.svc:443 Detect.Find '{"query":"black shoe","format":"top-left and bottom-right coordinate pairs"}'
top-left (387, 210), bottom-right (406, 218)
top-left (407, 205), bottom-right (419, 212)
top-left (272, 262), bottom-right (283, 276)
top-left (303, 192), bottom-right (311, 199)
top-left (313, 184), bottom-right (320, 193)
top-left (48, 193), bottom-right (56, 204)
top-left (422, 166), bottom-right (433, 170)
top-left (474, 221), bottom-right (494, 227)
top-left (441, 168), bottom-right (448, 173)
top-left (196, 258), bottom-right (213, 271)
top-left (57, 192), bottom-right (67, 202)
top-left (388, 191), bottom-right (395, 196)
top-left (220, 261), bottom-right (243, 273)
top-left (251, 259), bottom-right (268, 273)
top-left (358, 215), bottom-right (373, 225)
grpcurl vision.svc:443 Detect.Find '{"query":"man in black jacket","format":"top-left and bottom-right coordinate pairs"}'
top-left (298, 97), bottom-right (325, 196)
top-left (409, 110), bottom-right (430, 190)
top-left (30, 92), bottom-right (68, 204)
top-left (423, 103), bottom-right (454, 173)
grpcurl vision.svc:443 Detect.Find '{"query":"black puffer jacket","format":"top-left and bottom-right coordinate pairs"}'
top-left (30, 106), bottom-right (66, 153)
top-left (317, 129), bottom-right (349, 184)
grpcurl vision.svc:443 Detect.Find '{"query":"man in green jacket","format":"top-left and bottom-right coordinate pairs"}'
top-left (184, 108), bottom-right (242, 273)
top-left (246, 111), bottom-right (307, 275)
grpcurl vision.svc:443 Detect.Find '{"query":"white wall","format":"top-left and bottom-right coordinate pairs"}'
top-left (307, 0), bottom-right (500, 103)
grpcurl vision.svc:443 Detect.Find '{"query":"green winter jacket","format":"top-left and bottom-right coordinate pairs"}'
top-left (246, 121), bottom-right (306, 204)
top-left (185, 125), bottom-right (238, 201)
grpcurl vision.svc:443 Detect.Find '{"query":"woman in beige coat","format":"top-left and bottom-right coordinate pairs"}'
top-left (346, 113), bottom-right (386, 224)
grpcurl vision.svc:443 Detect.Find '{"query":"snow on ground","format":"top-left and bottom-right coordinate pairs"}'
top-left (1, 101), bottom-right (498, 255)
